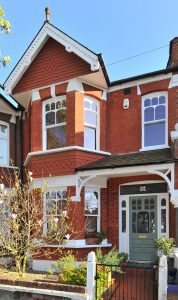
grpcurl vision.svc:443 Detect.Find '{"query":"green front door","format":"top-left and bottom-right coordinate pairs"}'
top-left (129, 195), bottom-right (157, 261)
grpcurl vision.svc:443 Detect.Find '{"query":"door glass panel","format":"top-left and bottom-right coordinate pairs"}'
top-left (161, 209), bottom-right (166, 233)
top-left (137, 211), bottom-right (149, 233)
top-left (137, 199), bottom-right (142, 210)
top-left (132, 200), bottom-right (136, 210)
top-left (122, 200), bottom-right (126, 208)
top-left (150, 211), bottom-right (156, 233)
top-left (150, 199), bottom-right (155, 209)
top-left (132, 212), bottom-right (136, 233)
top-left (122, 211), bottom-right (126, 232)
top-left (144, 199), bottom-right (149, 209)
top-left (161, 198), bottom-right (166, 206)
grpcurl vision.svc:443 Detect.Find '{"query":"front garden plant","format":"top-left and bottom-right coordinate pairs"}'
top-left (0, 168), bottom-right (72, 277)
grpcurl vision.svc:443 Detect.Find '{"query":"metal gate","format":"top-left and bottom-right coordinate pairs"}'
top-left (95, 264), bottom-right (157, 300)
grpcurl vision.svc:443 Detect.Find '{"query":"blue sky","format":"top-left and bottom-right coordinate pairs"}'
top-left (1, 0), bottom-right (178, 84)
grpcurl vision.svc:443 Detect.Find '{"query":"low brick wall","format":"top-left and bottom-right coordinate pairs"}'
top-left (0, 290), bottom-right (71, 300)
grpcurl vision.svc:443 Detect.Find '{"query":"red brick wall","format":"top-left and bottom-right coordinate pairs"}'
top-left (27, 150), bottom-right (105, 178)
top-left (108, 86), bottom-right (141, 154)
top-left (107, 79), bottom-right (176, 154)
top-left (13, 38), bottom-right (92, 94)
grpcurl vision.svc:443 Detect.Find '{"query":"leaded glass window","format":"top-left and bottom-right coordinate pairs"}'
top-left (85, 188), bottom-right (100, 233)
top-left (43, 98), bottom-right (66, 150)
top-left (44, 188), bottom-right (67, 233)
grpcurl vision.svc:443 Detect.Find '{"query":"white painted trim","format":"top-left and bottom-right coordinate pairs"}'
top-left (67, 79), bottom-right (84, 92)
top-left (33, 175), bottom-right (77, 188)
top-left (137, 85), bottom-right (141, 95)
top-left (168, 74), bottom-right (178, 88)
top-left (77, 163), bottom-right (174, 178)
top-left (10, 115), bottom-right (16, 124)
top-left (4, 22), bottom-right (100, 94)
top-left (32, 90), bottom-right (41, 102)
top-left (141, 91), bottom-right (168, 150)
top-left (108, 73), bottom-right (172, 93)
top-left (41, 243), bottom-right (112, 249)
top-left (50, 84), bottom-right (56, 98)
top-left (102, 90), bottom-right (107, 101)
top-left (24, 146), bottom-right (110, 166)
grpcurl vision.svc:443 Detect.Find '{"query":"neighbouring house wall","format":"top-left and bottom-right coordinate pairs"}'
top-left (107, 78), bottom-right (177, 154)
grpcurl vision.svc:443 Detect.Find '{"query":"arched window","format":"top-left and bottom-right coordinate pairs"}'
top-left (142, 92), bottom-right (167, 149)
top-left (84, 97), bottom-right (99, 150)
top-left (43, 97), bottom-right (66, 150)
top-left (0, 121), bottom-right (9, 166)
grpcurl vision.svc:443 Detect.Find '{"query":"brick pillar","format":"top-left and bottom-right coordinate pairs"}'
top-left (31, 100), bottom-right (42, 152)
top-left (66, 91), bottom-right (84, 147)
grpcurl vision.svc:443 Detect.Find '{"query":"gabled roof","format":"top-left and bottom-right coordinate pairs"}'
top-left (77, 148), bottom-right (174, 171)
top-left (4, 22), bottom-right (110, 94)
top-left (0, 86), bottom-right (24, 111)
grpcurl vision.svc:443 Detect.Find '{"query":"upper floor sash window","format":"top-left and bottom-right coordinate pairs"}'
top-left (84, 97), bottom-right (99, 150)
top-left (43, 97), bottom-right (66, 150)
top-left (142, 92), bottom-right (168, 150)
top-left (0, 121), bottom-right (9, 166)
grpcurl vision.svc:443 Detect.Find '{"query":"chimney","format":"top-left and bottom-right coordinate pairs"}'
top-left (45, 7), bottom-right (50, 23)
top-left (167, 38), bottom-right (178, 68)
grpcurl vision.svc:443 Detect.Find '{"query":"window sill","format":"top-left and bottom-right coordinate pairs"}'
top-left (139, 145), bottom-right (170, 152)
top-left (42, 239), bottom-right (112, 248)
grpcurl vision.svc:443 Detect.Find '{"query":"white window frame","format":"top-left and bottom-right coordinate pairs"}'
top-left (42, 96), bottom-right (66, 150)
top-left (0, 121), bottom-right (9, 166)
top-left (43, 186), bottom-right (67, 235)
top-left (141, 92), bottom-right (168, 151)
top-left (84, 187), bottom-right (100, 233)
top-left (84, 96), bottom-right (100, 151)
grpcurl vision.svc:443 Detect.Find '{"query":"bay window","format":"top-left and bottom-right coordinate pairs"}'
top-left (0, 121), bottom-right (9, 166)
top-left (43, 97), bottom-right (66, 150)
top-left (142, 92), bottom-right (167, 150)
top-left (84, 97), bottom-right (99, 150)
top-left (44, 188), bottom-right (68, 234)
top-left (84, 188), bottom-right (100, 233)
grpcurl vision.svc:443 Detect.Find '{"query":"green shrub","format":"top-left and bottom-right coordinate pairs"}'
top-left (154, 236), bottom-right (175, 256)
top-left (49, 251), bottom-right (87, 286)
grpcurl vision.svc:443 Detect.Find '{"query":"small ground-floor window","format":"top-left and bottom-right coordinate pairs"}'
top-left (84, 187), bottom-right (100, 233)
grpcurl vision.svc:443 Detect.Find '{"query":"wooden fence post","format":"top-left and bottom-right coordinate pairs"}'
top-left (87, 251), bottom-right (96, 300)
top-left (158, 255), bottom-right (168, 300)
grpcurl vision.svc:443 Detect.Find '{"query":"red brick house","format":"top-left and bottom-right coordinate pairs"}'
top-left (2, 12), bottom-right (178, 270)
